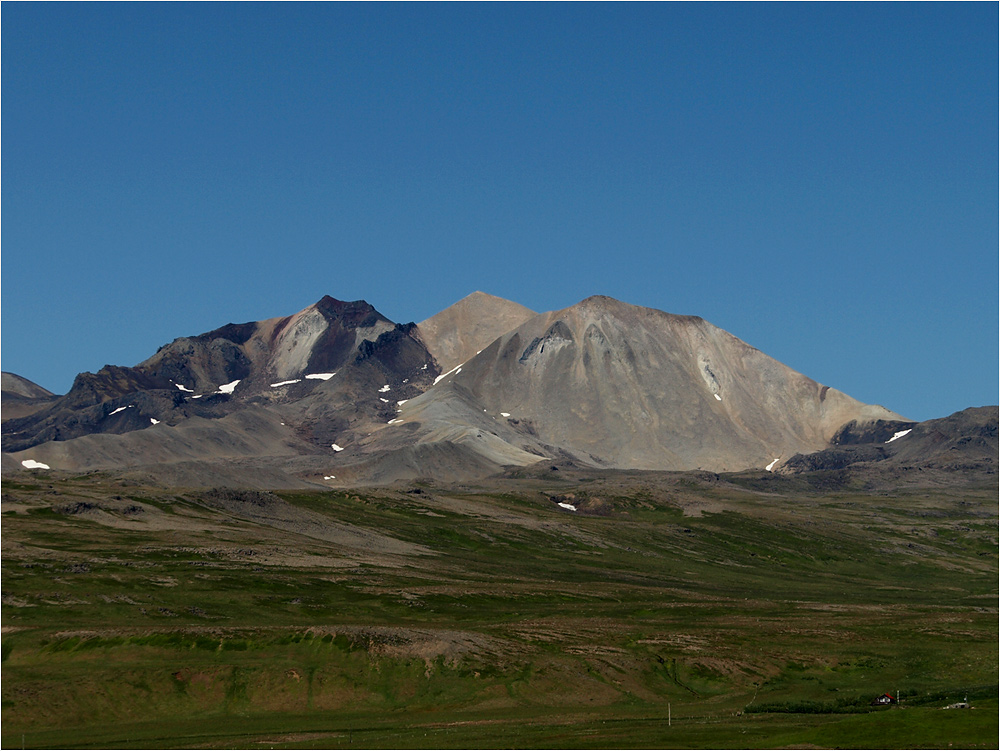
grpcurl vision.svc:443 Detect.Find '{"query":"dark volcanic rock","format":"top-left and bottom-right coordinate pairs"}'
top-left (781, 406), bottom-right (998, 478)
top-left (2, 295), bottom-right (438, 461)
top-left (783, 445), bottom-right (890, 472)
top-left (832, 419), bottom-right (918, 445)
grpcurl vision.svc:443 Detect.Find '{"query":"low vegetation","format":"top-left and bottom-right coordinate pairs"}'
top-left (1, 469), bottom-right (996, 748)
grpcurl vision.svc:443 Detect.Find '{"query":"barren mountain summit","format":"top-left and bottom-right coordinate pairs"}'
top-left (416, 291), bottom-right (536, 372)
top-left (393, 295), bottom-right (903, 473)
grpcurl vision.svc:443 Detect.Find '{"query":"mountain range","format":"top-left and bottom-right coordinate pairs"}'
top-left (3, 292), bottom-right (995, 487)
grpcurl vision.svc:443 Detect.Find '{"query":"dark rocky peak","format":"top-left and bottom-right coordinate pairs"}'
top-left (64, 366), bottom-right (172, 410)
top-left (832, 418), bottom-right (918, 445)
top-left (313, 296), bottom-right (390, 328)
top-left (192, 321), bottom-right (259, 346)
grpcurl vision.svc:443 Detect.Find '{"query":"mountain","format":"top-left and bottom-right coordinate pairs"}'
top-left (1, 372), bottom-right (59, 422)
top-left (779, 406), bottom-right (998, 480)
top-left (415, 291), bottom-right (536, 373)
top-left (373, 295), bottom-right (903, 474)
top-left (1, 372), bottom-right (55, 400)
top-left (1, 296), bottom-right (439, 455)
top-left (6, 292), bottom-right (987, 487)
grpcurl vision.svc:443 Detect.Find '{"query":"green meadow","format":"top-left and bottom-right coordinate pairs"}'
top-left (2, 470), bottom-right (996, 748)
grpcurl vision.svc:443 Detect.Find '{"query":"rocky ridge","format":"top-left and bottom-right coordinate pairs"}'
top-left (3, 293), bottom-right (992, 486)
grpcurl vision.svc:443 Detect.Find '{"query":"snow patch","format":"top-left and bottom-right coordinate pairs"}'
top-left (714, 393), bottom-right (722, 401)
top-left (397, 399), bottom-right (408, 406)
top-left (388, 419), bottom-right (404, 425)
top-left (433, 364), bottom-right (463, 385)
top-left (108, 405), bottom-right (132, 416)
top-left (558, 503), bottom-right (577, 511)
top-left (886, 429), bottom-right (912, 444)
top-left (270, 379), bottom-right (301, 388)
top-left (21, 459), bottom-right (50, 470)
top-left (421, 364), bottom-right (428, 370)
top-left (150, 418), bottom-right (160, 425)
top-left (500, 412), bottom-right (511, 417)
top-left (324, 475), bottom-right (336, 480)
top-left (331, 444), bottom-right (344, 452)
top-left (305, 373), bottom-right (336, 380)
top-left (175, 383), bottom-right (194, 393)
top-left (378, 384), bottom-right (391, 393)
top-left (766, 458), bottom-right (780, 472)
top-left (217, 380), bottom-right (240, 394)
top-left (379, 398), bottom-right (389, 403)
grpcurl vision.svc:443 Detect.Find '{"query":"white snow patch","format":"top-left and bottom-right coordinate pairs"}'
top-left (397, 399), bottom-right (408, 406)
top-left (150, 418), bottom-right (160, 425)
top-left (270, 379), bottom-right (301, 388)
top-left (175, 383), bottom-right (194, 393)
top-left (714, 393), bottom-right (722, 401)
top-left (558, 503), bottom-right (577, 511)
top-left (21, 459), bottom-right (50, 470)
top-left (433, 364), bottom-right (463, 385)
top-left (191, 395), bottom-right (203, 399)
top-left (379, 398), bottom-right (390, 403)
top-left (378, 384), bottom-right (391, 393)
top-left (766, 458), bottom-right (780, 472)
top-left (886, 429), bottom-right (912, 444)
top-left (388, 419), bottom-right (404, 425)
top-left (217, 380), bottom-right (240, 394)
top-left (305, 373), bottom-right (336, 381)
top-left (500, 412), bottom-right (511, 417)
top-left (324, 475), bottom-right (336, 480)
top-left (421, 364), bottom-right (428, 370)
top-left (402, 378), bottom-right (409, 383)
top-left (108, 405), bottom-right (132, 416)
top-left (331, 444), bottom-right (345, 452)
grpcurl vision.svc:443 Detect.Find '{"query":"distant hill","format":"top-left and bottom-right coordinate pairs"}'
top-left (4, 292), bottom-right (990, 487)
top-left (1, 372), bottom-right (59, 422)
top-left (416, 291), bottom-right (536, 373)
top-left (1, 372), bottom-right (55, 400)
top-left (780, 406), bottom-right (998, 482)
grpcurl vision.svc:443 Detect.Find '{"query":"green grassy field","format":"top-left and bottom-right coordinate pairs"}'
top-left (2, 470), bottom-right (996, 748)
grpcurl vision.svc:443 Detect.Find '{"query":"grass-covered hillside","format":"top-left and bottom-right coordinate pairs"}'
top-left (2, 467), bottom-right (996, 749)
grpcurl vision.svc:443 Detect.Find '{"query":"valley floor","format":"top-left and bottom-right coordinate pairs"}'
top-left (2, 468), bottom-right (996, 749)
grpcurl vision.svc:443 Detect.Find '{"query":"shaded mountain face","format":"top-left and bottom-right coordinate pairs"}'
top-left (1, 296), bottom-right (439, 454)
top-left (387, 296), bottom-right (903, 473)
top-left (6, 292), bottom-right (971, 487)
top-left (780, 406), bottom-right (998, 477)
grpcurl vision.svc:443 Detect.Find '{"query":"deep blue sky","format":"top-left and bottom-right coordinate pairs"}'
top-left (3, 3), bottom-right (996, 421)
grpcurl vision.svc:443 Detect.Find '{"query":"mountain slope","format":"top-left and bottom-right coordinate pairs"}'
top-left (415, 291), bottom-right (536, 373)
top-left (1, 372), bottom-right (59, 422)
top-left (387, 296), bottom-right (903, 473)
top-left (2, 296), bottom-right (438, 453)
top-left (4, 292), bottom-right (930, 483)
top-left (1, 372), bottom-right (55, 400)
top-left (780, 406), bottom-right (998, 478)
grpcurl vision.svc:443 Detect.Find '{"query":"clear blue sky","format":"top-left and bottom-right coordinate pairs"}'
top-left (2, 3), bottom-right (996, 421)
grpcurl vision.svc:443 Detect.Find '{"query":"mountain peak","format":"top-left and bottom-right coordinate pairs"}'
top-left (417, 293), bottom-right (536, 372)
